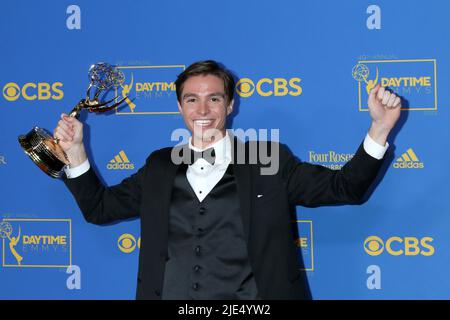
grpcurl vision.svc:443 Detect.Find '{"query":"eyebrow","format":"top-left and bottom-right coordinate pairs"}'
top-left (182, 93), bottom-right (198, 100)
top-left (182, 92), bottom-right (226, 100)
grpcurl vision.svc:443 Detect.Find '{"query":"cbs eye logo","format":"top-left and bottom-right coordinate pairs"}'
top-left (364, 236), bottom-right (385, 256)
top-left (3, 83), bottom-right (21, 101)
top-left (2, 82), bottom-right (64, 101)
top-left (118, 233), bottom-right (141, 254)
top-left (236, 78), bottom-right (256, 98)
top-left (235, 77), bottom-right (302, 98)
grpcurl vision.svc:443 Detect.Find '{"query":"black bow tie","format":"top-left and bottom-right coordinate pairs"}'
top-left (190, 147), bottom-right (216, 165)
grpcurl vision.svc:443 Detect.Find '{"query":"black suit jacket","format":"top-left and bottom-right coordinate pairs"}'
top-left (63, 137), bottom-right (385, 300)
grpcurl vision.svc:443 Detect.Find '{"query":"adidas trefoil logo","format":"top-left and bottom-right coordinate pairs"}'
top-left (393, 148), bottom-right (424, 169)
top-left (107, 150), bottom-right (135, 170)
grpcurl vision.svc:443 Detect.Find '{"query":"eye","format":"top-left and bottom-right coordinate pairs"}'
top-left (211, 96), bottom-right (223, 103)
top-left (183, 96), bottom-right (197, 104)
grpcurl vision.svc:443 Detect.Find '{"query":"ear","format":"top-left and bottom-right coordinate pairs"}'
top-left (177, 100), bottom-right (182, 114)
top-left (226, 99), bottom-right (234, 116)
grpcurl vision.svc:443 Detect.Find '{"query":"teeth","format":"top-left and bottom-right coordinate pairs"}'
top-left (194, 120), bottom-right (213, 126)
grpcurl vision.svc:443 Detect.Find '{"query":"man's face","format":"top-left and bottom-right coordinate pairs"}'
top-left (178, 74), bottom-right (233, 148)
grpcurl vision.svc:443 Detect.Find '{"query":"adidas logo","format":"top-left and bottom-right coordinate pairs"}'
top-left (393, 148), bottom-right (424, 169)
top-left (107, 150), bottom-right (135, 170)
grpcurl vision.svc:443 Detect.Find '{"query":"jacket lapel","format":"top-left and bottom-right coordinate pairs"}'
top-left (150, 147), bottom-right (181, 249)
top-left (231, 136), bottom-right (253, 243)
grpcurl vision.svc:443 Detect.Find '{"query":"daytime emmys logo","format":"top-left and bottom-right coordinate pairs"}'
top-left (170, 128), bottom-right (280, 175)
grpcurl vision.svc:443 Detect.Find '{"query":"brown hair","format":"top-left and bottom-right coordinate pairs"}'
top-left (175, 60), bottom-right (235, 103)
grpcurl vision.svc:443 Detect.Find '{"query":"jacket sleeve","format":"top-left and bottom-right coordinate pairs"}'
top-left (280, 142), bottom-right (385, 207)
top-left (62, 154), bottom-right (152, 225)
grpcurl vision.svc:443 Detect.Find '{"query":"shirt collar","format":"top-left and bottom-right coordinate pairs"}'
top-left (188, 131), bottom-right (231, 165)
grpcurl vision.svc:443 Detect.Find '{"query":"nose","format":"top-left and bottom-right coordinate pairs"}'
top-left (197, 99), bottom-right (210, 115)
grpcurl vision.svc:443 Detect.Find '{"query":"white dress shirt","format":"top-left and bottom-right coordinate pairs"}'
top-left (65, 132), bottom-right (388, 202)
top-left (185, 132), bottom-right (232, 202)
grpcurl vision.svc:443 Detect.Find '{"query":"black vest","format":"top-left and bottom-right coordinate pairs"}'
top-left (161, 164), bottom-right (259, 299)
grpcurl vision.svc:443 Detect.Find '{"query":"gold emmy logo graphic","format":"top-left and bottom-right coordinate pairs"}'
top-left (353, 59), bottom-right (437, 111)
top-left (120, 73), bottom-right (136, 112)
top-left (107, 150), bottom-right (135, 170)
top-left (393, 148), bottom-right (424, 169)
top-left (1, 219), bottom-right (72, 268)
top-left (352, 63), bottom-right (379, 95)
top-left (0, 222), bottom-right (23, 266)
top-left (115, 65), bottom-right (184, 115)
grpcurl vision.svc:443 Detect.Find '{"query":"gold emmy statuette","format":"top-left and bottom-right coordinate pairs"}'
top-left (18, 63), bottom-right (128, 178)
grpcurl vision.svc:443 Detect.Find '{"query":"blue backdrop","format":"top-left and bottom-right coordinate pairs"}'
top-left (1, 0), bottom-right (449, 299)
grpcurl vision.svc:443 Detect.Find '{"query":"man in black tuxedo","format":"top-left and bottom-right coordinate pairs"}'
top-left (55, 60), bottom-right (401, 299)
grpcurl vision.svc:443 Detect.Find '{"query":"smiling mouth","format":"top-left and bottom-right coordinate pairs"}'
top-left (194, 119), bottom-right (214, 127)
